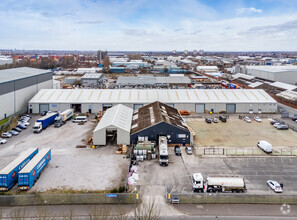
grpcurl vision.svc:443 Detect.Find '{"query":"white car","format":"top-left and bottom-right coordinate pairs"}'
top-left (18, 121), bottom-right (30, 126)
top-left (254, 116), bottom-right (262, 122)
top-left (267, 180), bottom-right (283, 193)
top-left (0, 138), bottom-right (7, 144)
top-left (273, 122), bottom-right (281, 128)
top-left (1, 132), bottom-right (12, 138)
top-left (244, 116), bottom-right (251, 123)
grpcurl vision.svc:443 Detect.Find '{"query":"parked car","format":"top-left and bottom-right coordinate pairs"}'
top-left (254, 116), bottom-right (262, 122)
top-left (0, 138), bottom-right (7, 144)
top-left (270, 120), bottom-right (278, 125)
top-left (219, 116), bottom-right (227, 122)
top-left (276, 124), bottom-right (289, 130)
top-left (257, 140), bottom-right (272, 153)
top-left (22, 114), bottom-right (31, 118)
top-left (1, 132), bottom-right (12, 138)
top-left (18, 121), bottom-right (30, 126)
top-left (291, 117), bottom-right (297, 121)
top-left (174, 145), bottom-right (182, 156)
top-left (212, 118), bottom-right (218, 123)
top-left (17, 124), bottom-right (27, 129)
top-left (7, 130), bottom-right (19, 136)
top-left (20, 117), bottom-right (30, 122)
top-left (205, 118), bottom-right (211, 123)
top-left (273, 122), bottom-right (282, 128)
top-left (12, 127), bottom-right (22, 132)
top-left (267, 180), bottom-right (283, 193)
top-left (179, 110), bottom-right (190, 115)
top-left (185, 146), bottom-right (193, 155)
top-left (244, 116), bottom-right (251, 123)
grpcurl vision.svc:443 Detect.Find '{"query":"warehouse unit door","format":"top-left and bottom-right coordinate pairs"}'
top-left (226, 104), bottom-right (236, 113)
top-left (39, 104), bottom-right (49, 113)
top-left (195, 104), bottom-right (205, 113)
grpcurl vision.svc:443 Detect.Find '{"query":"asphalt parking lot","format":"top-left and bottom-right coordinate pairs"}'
top-left (137, 148), bottom-right (297, 195)
top-left (0, 114), bottom-right (129, 193)
top-left (186, 116), bottom-right (297, 147)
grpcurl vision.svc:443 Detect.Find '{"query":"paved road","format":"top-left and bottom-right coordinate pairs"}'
top-left (1, 203), bottom-right (296, 219)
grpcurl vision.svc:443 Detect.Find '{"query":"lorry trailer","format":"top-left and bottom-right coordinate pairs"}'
top-left (54, 109), bottom-right (74, 127)
top-left (192, 173), bottom-right (246, 193)
top-left (18, 148), bottom-right (51, 190)
top-left (0, 148), bottom-right (38, 191)
top-left (158, 136), bottom-right (169, 166)
top-left (33, 113), bottom-right (59, 133)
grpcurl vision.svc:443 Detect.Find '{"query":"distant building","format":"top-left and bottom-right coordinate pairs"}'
top-left (199, 50), bottom-right (204, 55)
top-left (172, 50), bottom-right (177, 54)
top-left (81, 73), bottom-right (105, 88)
top-left (193, 50), bottom-right (198, 55)
top-left (97, 50), bottom-right (108, 62)
top-left (184, 50), bottom-right (188, 55)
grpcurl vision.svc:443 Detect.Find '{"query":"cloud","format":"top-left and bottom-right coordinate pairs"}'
top-left (239, 19), bottom-right (297, 35)
top-left (174, 28), bottom-right (183, 32)
top-left (76, 20), bottom-right (103, 24)
top-left (235, 7), bottom-right (262, 15)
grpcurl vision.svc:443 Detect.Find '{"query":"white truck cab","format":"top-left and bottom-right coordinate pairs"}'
top-left (192, 173), bottom-right (204, 192)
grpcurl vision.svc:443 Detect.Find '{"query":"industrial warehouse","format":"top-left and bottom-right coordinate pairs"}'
top-left (0, 67), bottom-right (53, 120)
top-left (28, 88), bottom-right (277, 114)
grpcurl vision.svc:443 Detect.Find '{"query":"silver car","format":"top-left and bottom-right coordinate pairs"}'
top-left (1, 132), bottom-right (12, 138)
top-left (7, 130), bottom-right (19, 136)
top-left (0, 138), bottom-right (7, 144)
top-left (267, 180), bottom-right (283, 193)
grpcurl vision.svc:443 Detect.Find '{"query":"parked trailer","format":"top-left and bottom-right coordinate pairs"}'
top-left (54, 109), bottom-right (74, 128)
top-left (18, 148), bottom-right (51, 190)
top-left (33, 113), bottom-right (59, 133)
top-left (0, 148), bottom-right (38, 191)
top-left (158, 136), bottom-right (169, 166)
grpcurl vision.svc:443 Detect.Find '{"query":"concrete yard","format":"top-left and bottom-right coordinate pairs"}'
top-left (137, 148), bottom-right (297, 195)
top-left (186, 116), bottom-right (297, 147)
top-left (0, 114), bottom-right (129, 193)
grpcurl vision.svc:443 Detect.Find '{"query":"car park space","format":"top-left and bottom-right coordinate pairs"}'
top-left (137, 150), bottom-right (297, 195)
top-left (0, 114), bottom-right (129, 193)
top-left (186, 116), bottom-right (297, 147)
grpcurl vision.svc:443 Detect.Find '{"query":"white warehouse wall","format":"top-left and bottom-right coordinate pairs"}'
top-left (0, 92), bottom-right (14, 119)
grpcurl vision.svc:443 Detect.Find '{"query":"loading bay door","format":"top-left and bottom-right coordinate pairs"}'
top-left (226, 104), bottom-right (236, 113)
top-left (39, 104), bottom-right (49, 113)
top-left (195, 104), bottom-right (205, 113)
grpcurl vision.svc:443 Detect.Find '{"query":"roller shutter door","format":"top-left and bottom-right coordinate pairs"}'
top-left (195, 104), bottom-right (205, 113)
top-left (39, 104), bottom-right (49, 113)
top-left (226, 104), bottom-right (236, 113)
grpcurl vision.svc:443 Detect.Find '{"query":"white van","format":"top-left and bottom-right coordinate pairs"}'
top-left (72, 116), bottom-right (87, 123)
top-left (257, 140), bottom-right (272, 153)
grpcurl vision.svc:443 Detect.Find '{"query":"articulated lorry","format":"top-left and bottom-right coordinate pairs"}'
top-left (33, 112), bottom-right (59, 133)
top-left (0, 148), bottom-right (38, 191)
top-left (18, 148), bottom-right (51, 190)
top-left (54, 109), bottom-right (74, 127)
top-left (158, 136), bottom-right (169, 166)
top-left (192, 173), bottom-right (246, 193)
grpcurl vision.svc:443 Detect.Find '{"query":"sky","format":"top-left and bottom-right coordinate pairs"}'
top-left (1, 0), bottom-right (297, 51)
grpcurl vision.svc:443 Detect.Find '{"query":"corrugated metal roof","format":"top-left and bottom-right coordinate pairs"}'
top-left (29, 89), bottom-right (277, 104)
top-left (94, 104), bottom-right (133, 132)
top-left (0, 67), bottom-right (51, 84)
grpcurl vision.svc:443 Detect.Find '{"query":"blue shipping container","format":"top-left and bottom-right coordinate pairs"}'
top-left (18, 148), bottom-right (51, 190)
top-left (0, 148), bottom-right (38, 191)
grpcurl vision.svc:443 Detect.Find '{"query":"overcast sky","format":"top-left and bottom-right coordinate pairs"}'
top-left (1, 0), bottom-right (297, 51)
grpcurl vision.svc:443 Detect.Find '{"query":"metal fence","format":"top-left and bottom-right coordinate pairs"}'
top-left (203, 148), bottom-right (224, 155)
top-left (278, 119), bottom-right (297, 132)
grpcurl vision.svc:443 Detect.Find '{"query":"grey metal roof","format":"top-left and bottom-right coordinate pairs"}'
top-left (116, 75), bottom-right (191, 85)
top-left (81, 73), bottom-right (104, 80)
top-left (0, 67), bottom-right (52, 84)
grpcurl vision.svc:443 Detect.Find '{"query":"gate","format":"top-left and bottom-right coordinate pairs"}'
top-left (226, 104), bottom-right (236, 113)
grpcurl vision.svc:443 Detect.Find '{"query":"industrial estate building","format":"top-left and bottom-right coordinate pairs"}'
top-left (81, 73), bottom-right (105, 88)
top-left (238, 65), bottom-right (297, 85)
top-left (0, 67), bottom-right (53, 120)
top-left (93, 104), bottom-right (133, 146)
top-left (130, 101), bottom-right (192, 146)
top-left (28, 89), bottom-right (277, 114)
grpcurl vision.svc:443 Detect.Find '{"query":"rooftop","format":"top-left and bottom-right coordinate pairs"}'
top-left (131, 101), bottom-right (189, 134)
top-left (81, 73), bottom-right (104, 79)
top-left (0, 67), bottom-right (51, 84)
top-left (246, 65), bottom-right (297, 73)
top-left (29, 89), bottom-right (277, 104)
